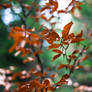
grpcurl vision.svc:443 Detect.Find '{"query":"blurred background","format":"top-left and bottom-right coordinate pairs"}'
top-left (0, 0), bottom-right (92, 92)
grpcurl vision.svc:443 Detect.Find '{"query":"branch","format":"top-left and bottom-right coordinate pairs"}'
top-left (19, 0), bottom-right (44, 81)
top-left (70, 46), bottom-right (86, 75)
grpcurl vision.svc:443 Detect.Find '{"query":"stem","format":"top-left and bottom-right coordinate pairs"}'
top-left (69, 46), bottom-right (85, 75)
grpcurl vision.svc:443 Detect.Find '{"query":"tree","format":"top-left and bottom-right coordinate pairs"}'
top-left (0, 0), bottom-right (91, 92)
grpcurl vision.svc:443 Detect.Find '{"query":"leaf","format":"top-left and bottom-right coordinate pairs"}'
top-left (72, 50), bottom-right (79, 54)
top-left (0, 3), bottom-right (11, 9)
top-left (46, 31), bottom-right (60, 44)
top-left (71, 38), bottom-right (84, 43)
top-left (62, 74), bottom-right (70, 79)
top-left (40, 6), bottom-right (50, 12)
top-left (71, 7), bottom-right (75, 14)
top-left (33, 72), bottom-right (43, 77)
top-left (58, 10), bottom-right (67, 14)
top-left (9, 41), bottom-right (18, 53)
top-left (51, 1), bottom-right (58, 13)
top-left (43, 79), bottom-right (50, 86)
top-left (52, 54), bottom-right (61, 61)
top-left (49, 74), bottom-right (56, 78)
top-left (47, 87), bottom-right (55, 91)
top-left (76, 30), bottom-right (83, 38)
top-left (22, 4), bottom-right (32, 10)
top-left (11, 27), bottom-right (24, 32)
top-left (75, 65), bottom-right (83, 69)
top-left (33, 50), bottom-right (42, 56)
top-left (48, 44), bottom-right (60, 50)
top-left (68, 33), bottom-right (75, 39)
top-left (40, 28), bottom-right (49, 36)
top-left (52, 49), bottom-right (63, 54)
top-left (40, 14), bottom-right (47, 21)
top-left (29, 33), bottom-right (40, 40)
top-left (62, 21), bottom-right (73, 38)
top-left (57, 64), bottom-right (67, 70)
top-left (81, 55), bottom-right (89, 61)
top-left (62, 41), bottom-right (68, 45)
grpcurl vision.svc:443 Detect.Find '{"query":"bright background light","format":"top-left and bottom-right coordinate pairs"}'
top-left (40, 0), bottom-right (72, 29)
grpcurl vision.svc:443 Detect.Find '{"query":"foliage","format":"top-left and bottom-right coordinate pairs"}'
top-left (0, 0), bottom-right (92, 92)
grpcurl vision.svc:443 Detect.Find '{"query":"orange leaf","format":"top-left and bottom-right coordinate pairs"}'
top-left (62, 21), bottom-right (73, 38)
top-left (48, 44), bottom-right (60, 50)
top-left (72, 50), bottom-right (79, 54)
top-left (75, 65), bottom-right (83, 69)
top-left (71, 38), bottom-right (84, 43)
top-left (40, 28), bottom-right (49, 36)
top-left (51, 1), bottom-right (58, 13)
top-left (76, 30), bottom-right (83, 38)
top-left (52, 54), bottom-right (61, 61)
top-left (81, 55), bottom-right (89, 61)
top-left (43, 79), bottom-right (50, 86)
top-left (47, 87), bottom-right (55, 91)
top-left (40, 14), bottom-right (47, 21)
top-left (68, 33), bottom-right (75, 39)
top-left (49, 74), bottom-right (56, 78)
top-left (29, 33), bottom-right (40, 40)
top-left (58, 10), bottom-right (67, 14)
top-left (57, 64), bottom-right (67, 70)
top-left (52, 49), bottom-right (63, 54)
top-left (33, 72), bottom-right (43, 77)
top-left (46, 31), bottom-right (60, 44)
top-left (40, 6), bottom-right (50, 12)
top-left (62, 41), bottom-right (68, 45)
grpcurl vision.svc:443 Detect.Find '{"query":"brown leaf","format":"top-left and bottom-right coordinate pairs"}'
top-left (72, 50), bottom-right (79, 54)
top-left (43, 79), bottom-right (50, 86)
top-left (51, 1), bottom-right (58, 13)
top-left (76, 30), bottom-right (83, 38)
top-left (81, 55), bottom-right (89, 61)
top-left (47, 87), bottom-right (55, 91)
top-left (29, 33), bottom-right (40, 40)
top-left (49, 74), bottom-right (56, 78)
top-left (68, 33), bottom-right (75, 39)
top-left (45, 30), bottom-right (60, 44)
top-left (48, 44), bottom-right (60, 50)
top-left (75, 65), bottom-right (83, 69)
top-left (40, 28), bottom-right (49, 36)
top-left (62, 41), bottom-right (68, 45)
top-left (71, 38), bottom-right (84, 43)
top-left (62, 21), bottom-right (73, 38)
top-left (40, 6), bottom-right (50, 12)
top-left (33, 72), bottom-right (43, 77)
top-left (52, 54), bottom-right (61, 61)
top-left (52, 49), bottom-right (63, 54)
top-left (58, 10), bottom-right (67, 14)
top-left (57, 64), bottom-right (67, 70)
top-left (40, 14), bottom-right (47, 21)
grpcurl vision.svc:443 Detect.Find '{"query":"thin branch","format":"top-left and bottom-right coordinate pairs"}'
top-left (69, 46), bottom-right (85, 75)
top-left (19, 0), bottom-right (44, 83)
